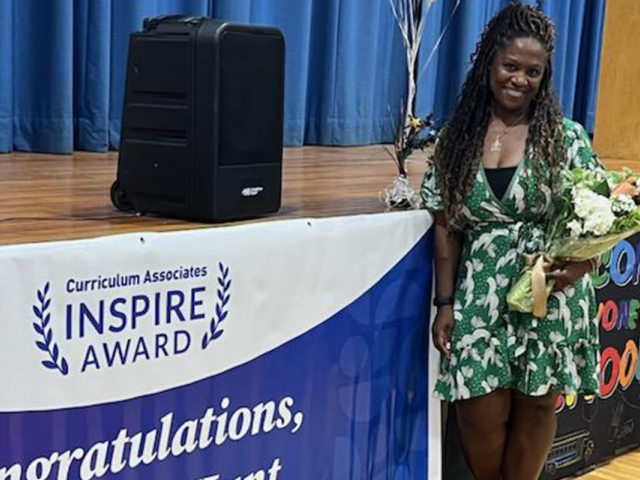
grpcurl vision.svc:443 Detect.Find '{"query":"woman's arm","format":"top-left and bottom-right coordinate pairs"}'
top-left (432, 212), bottom-right (463, 358)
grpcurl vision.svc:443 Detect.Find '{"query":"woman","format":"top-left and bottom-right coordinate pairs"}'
top-left (421, 4), bottom-right (601, 480)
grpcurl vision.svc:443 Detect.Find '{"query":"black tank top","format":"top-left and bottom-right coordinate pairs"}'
top-left (484, 166), bottom-right (517, 201)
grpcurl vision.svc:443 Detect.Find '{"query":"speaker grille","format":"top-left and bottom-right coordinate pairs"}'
top-left (218, 30), bottom-right (284, 166)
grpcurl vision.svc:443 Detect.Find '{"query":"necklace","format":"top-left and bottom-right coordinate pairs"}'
top-left (490, 112), bottom-right (527, 153)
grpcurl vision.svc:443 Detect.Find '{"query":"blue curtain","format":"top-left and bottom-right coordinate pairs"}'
top-left (0, 0), bottom-right (606, 154)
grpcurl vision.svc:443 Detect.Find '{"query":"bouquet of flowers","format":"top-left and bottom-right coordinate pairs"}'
top-left (507, 167), bottom-right (640, 317)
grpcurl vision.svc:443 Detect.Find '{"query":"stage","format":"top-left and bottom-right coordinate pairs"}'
top-left (0, 147), bottom-right (428, 246)
top-left (0, 147), bottom-right (639, 480)
top-left (0, 147), bottom-right (632, 247)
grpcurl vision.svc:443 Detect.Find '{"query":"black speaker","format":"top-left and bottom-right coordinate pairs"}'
top-left (112, 15), bottom-right (285, 221)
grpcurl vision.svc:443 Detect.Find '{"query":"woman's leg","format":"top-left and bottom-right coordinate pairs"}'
top-left (502, 390), bottom-right (558, 480)
top-left (456, 388), bottom-right (512, 480)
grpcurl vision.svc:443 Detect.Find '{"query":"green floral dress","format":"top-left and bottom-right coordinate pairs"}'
top-left (422, 119), bottom-right (602, 402)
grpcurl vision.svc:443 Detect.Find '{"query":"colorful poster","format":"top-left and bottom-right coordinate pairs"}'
top-left (549, 233), bottom-right (640, 478)
top-left (590, 233), bottom-right (640, 456)
top-left (0, 212), bottom-right (437, 480)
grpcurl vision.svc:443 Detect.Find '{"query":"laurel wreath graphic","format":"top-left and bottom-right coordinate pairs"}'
top-left (201, 262), bottom-right (231, 350)
top-left (32, 282), bottom-right (69, 376)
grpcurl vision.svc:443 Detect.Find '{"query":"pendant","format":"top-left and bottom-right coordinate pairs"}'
top-left (490, 137), bottom-right (501, 153)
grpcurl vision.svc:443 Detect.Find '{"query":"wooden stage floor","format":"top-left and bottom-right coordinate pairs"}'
top-left (0, 146), bottom-right (633, 248)
top-left (0, 146), bottom-right (639, 479)
top-left (0, 146), bottom-right (428, 247)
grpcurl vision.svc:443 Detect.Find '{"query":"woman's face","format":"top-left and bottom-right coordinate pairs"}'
top-left (489, 37), bottom-right (548, 114)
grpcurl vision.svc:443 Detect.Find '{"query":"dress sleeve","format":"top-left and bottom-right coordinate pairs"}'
top-left (565, 119), bottom-right (605, 171)
top-left (421, 163), bottom-right (443, 212)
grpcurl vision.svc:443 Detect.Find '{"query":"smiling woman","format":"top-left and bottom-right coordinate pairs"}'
top-left (421, 4), bottom-right (603, 480)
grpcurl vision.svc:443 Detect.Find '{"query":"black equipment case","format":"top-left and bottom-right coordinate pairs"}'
top-left (112, 15), bottom-right (285, 221)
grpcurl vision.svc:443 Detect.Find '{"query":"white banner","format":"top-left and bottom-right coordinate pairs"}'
top-left (0, 212), bottom-right (429, 410)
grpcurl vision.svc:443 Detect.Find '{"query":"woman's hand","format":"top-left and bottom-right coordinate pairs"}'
top-left (547, 259), bottom-right (592, 292)
top-left (432, 306), bottom-right (455, 358)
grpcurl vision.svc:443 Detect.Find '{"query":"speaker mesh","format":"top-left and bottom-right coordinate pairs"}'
top-left (219, 31), bottom-right (284, 166)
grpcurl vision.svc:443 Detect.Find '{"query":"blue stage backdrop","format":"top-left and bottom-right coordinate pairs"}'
top-left (0, 0), bottom-right (606, 153)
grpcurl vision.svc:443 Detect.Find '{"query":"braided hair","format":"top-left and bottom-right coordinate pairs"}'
top-left (435, 2), bottom-right (566, 228)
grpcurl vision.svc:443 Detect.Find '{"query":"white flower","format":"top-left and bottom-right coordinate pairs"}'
top-left (572, 188), bottom-right (591, 218)
top-left (567, 219), bottom-right (582, 238)
top-left (583, 210), bottom-right (615, 236)
top-left (611, 194), bottom-right (636, 216)
top-left (572, 187), bottom-right (615, 236)
top-left (573, 188), bottom-right (608, 218)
